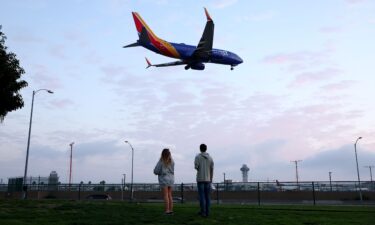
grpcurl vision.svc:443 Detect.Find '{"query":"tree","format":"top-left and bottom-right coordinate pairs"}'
top-left (0, 25), bottom-right (28, 122)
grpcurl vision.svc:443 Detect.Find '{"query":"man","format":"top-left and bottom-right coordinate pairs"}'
top-left (194, 143), bottom-right (214, 217)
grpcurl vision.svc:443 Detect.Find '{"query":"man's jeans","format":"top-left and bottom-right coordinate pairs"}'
top-left (197, 182), bottom-right (211, 216)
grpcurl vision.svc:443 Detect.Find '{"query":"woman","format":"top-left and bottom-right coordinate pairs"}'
top-left (154, 148), bottom-right (175, 215)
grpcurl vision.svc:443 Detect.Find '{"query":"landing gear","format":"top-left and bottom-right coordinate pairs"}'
top-left (230, 65), bottom-right (234, 70)
top-left (185, 65), bottom-right (190, 70)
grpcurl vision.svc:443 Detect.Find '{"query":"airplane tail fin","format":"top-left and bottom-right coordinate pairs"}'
top-left (124, 12), bottom-right (157, 48)
top-left (132, 12), bottom-right (159, 41)
top-left (124, 12), bottom-right (158, 48)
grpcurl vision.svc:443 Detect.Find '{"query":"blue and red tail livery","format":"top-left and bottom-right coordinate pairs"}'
top-left (124, 8), bottom-right (243, 70)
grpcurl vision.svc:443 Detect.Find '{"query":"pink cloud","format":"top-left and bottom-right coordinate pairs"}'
top-left (290, 68), bottom-right (342, 86)
top-left (101, 65), bottom-right (127, 77)
top-left (262, 51), bottom-right (327, 65)
top-left (49, 45), bottom-right (66, 59)
top-left (14, 34), bottom-right (45, 43)
top-left (50, 99), bottom-right (75, 109)
top-left (31, 64), bottom-right (63, 90)
top-left (346, 0), bottom-right (366, 4)
top-left (320, 80), bottom-right (355, 92)
top-left (212, 0), bottom-right (238, 8)
top-left (64, 31), bottom-right (88, 48)
top-left (319, 26), bottom-right (342, 33)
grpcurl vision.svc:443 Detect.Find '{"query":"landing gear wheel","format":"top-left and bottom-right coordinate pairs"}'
top-left (185, 65), bottom-right (190, 70)
top-left (230, 66), bottom-right (234, 70)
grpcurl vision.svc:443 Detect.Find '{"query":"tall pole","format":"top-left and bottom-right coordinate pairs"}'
top-left (329, 171), bottom-right (332, 192)
top-left (122, 173), bottom-right (126, 201)
top-left (23, 89), bottom-right (53, 199)
top-left (69, 142), bottom-right (74, 187)
top-left (223, 172), bottom-right (226, 191)
top-left (291, 160), bottom-right (302, 187)
top-left (354, 137), bottom-right (362, 201)
top-left (125, 141), bottom-right (134, 201)
top-left (364, 166), bottom-right (374, 182)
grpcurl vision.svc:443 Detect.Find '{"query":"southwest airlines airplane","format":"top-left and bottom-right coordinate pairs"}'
top-left (124, 8), bottom-right (243, 70)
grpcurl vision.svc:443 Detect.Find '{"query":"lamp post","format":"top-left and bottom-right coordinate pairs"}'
top-left (125, 141), bottom-right (134, 201)
top-left (364, 166), bottom-right (374, 182)
top-left (223, 172), bottom-right (226, 191)
top-left (354, 137), bottom-right (362, 201)
top-left (122, 173), bottom-right (126, 201)
top-left (23, 89), bottom-right (53, 199)
top-left (291, 160), bottom-right (302, 189)
top-left (69, 142), bottom-right (74, 187)
top-left (329, 171), bottom-right (332, 192)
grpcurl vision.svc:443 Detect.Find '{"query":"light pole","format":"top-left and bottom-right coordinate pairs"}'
top-left (354, 136), bottom-right (362, 201)
top-left (122, 173), bottom-right (126, 201)
top-left (364, 166), bottom-right (374, 182)
top-left (125, 141), bottom-right (134, 201)
top-left (291, 160), bottom-right (302, 189)
top-left (329, 171), bottom-right (332, 192)
top-left (69, 142), bottom-right (74, 187)
top-left (223, 172), bottom-right (226, 191)
top-left (23, 89), bottom-right (53, 199)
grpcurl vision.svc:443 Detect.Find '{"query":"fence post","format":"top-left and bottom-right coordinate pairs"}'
top-left (257, 182), bottom-right (261, 206)
top-left (312, 182), bottom-right (316, 205)
top-left (180, 183), bottom-right (184, 204)
top-left (216, 183), bottom-right (219, 204)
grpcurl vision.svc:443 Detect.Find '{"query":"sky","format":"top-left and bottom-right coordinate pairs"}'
top-left (1, 0), bottom-right (375, 184)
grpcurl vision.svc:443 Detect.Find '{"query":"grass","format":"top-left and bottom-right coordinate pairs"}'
top-left (0, 200), bottom-right (374, 225)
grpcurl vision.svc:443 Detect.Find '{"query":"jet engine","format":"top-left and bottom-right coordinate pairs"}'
top-left (190, 63), bottom-right (205, 70)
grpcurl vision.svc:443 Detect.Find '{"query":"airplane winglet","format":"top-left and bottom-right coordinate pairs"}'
top-left (145, 57), bottom-right (152, 69)
top-left (204, 7), bottom-right (212, 21)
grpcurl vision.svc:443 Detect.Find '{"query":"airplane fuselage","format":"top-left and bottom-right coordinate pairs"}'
top-left (141, 41), bottom-right (243, 66)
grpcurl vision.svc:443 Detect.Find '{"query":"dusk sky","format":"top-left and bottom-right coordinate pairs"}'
top-left (1, 0), bottom-right (375, 184)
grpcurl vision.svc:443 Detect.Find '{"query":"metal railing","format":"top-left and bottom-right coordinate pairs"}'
top-left (1, 181), bottom-right (375, 192)
top-left (1, 181), bottom-right (374, 204)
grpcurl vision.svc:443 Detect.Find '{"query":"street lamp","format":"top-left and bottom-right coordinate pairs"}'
top-left (125, 140), bottom-right (134, 201)
top-left (364, 166), bottom-right (374, 182)
top-left (69, 142), bottom-right (75, 187)
top-left (329, 171), bottom-right (332, 192)
top-left (23, 89), bottom-right (53, 199)
top-left (291, 160), bottom-right (302, 189)
top-left (354, 136), bottom-right (362, 201)
top-left (223, 172), bottom-right (226, 191)
top-left (122, 173), bottom-right (126, 201)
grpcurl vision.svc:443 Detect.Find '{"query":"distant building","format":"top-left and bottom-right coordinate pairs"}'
top-left (7, 171), bottom-right (59, 192)
top-left (240, 164), bottom-right (250, 182)
top-left (48, 171), bottom-right (59, 190)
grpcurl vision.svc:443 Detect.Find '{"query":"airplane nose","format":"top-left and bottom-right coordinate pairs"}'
top-left (237, 56), bottom-right (243, 64)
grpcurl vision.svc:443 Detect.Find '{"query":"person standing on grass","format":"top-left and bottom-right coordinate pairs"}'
top-left (195, 143), bottom-right (214, 217)
top-left (154, 148), bottom-right (175, 215)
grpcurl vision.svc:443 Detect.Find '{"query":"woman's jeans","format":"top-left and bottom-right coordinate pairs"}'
top-left (197, 182), bottom-right (211, 216)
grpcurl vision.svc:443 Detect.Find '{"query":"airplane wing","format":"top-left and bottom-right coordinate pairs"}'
top-left (145, 57), bottom-right (186, 69)
top-left (191, 8), bottom-right (214, 60)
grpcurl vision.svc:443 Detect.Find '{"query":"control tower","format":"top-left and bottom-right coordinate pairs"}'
top-left (240, 164), bottom-right (250, 182)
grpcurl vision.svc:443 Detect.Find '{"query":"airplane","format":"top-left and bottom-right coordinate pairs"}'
top-left (124, 8), bottom-right (243, 70)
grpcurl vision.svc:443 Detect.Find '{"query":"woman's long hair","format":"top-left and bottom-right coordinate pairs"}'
top-left (160, 148), bottom-right (172, 166)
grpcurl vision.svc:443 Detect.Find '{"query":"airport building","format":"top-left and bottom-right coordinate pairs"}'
top-left (7, 171), bottom-right (59, 191)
